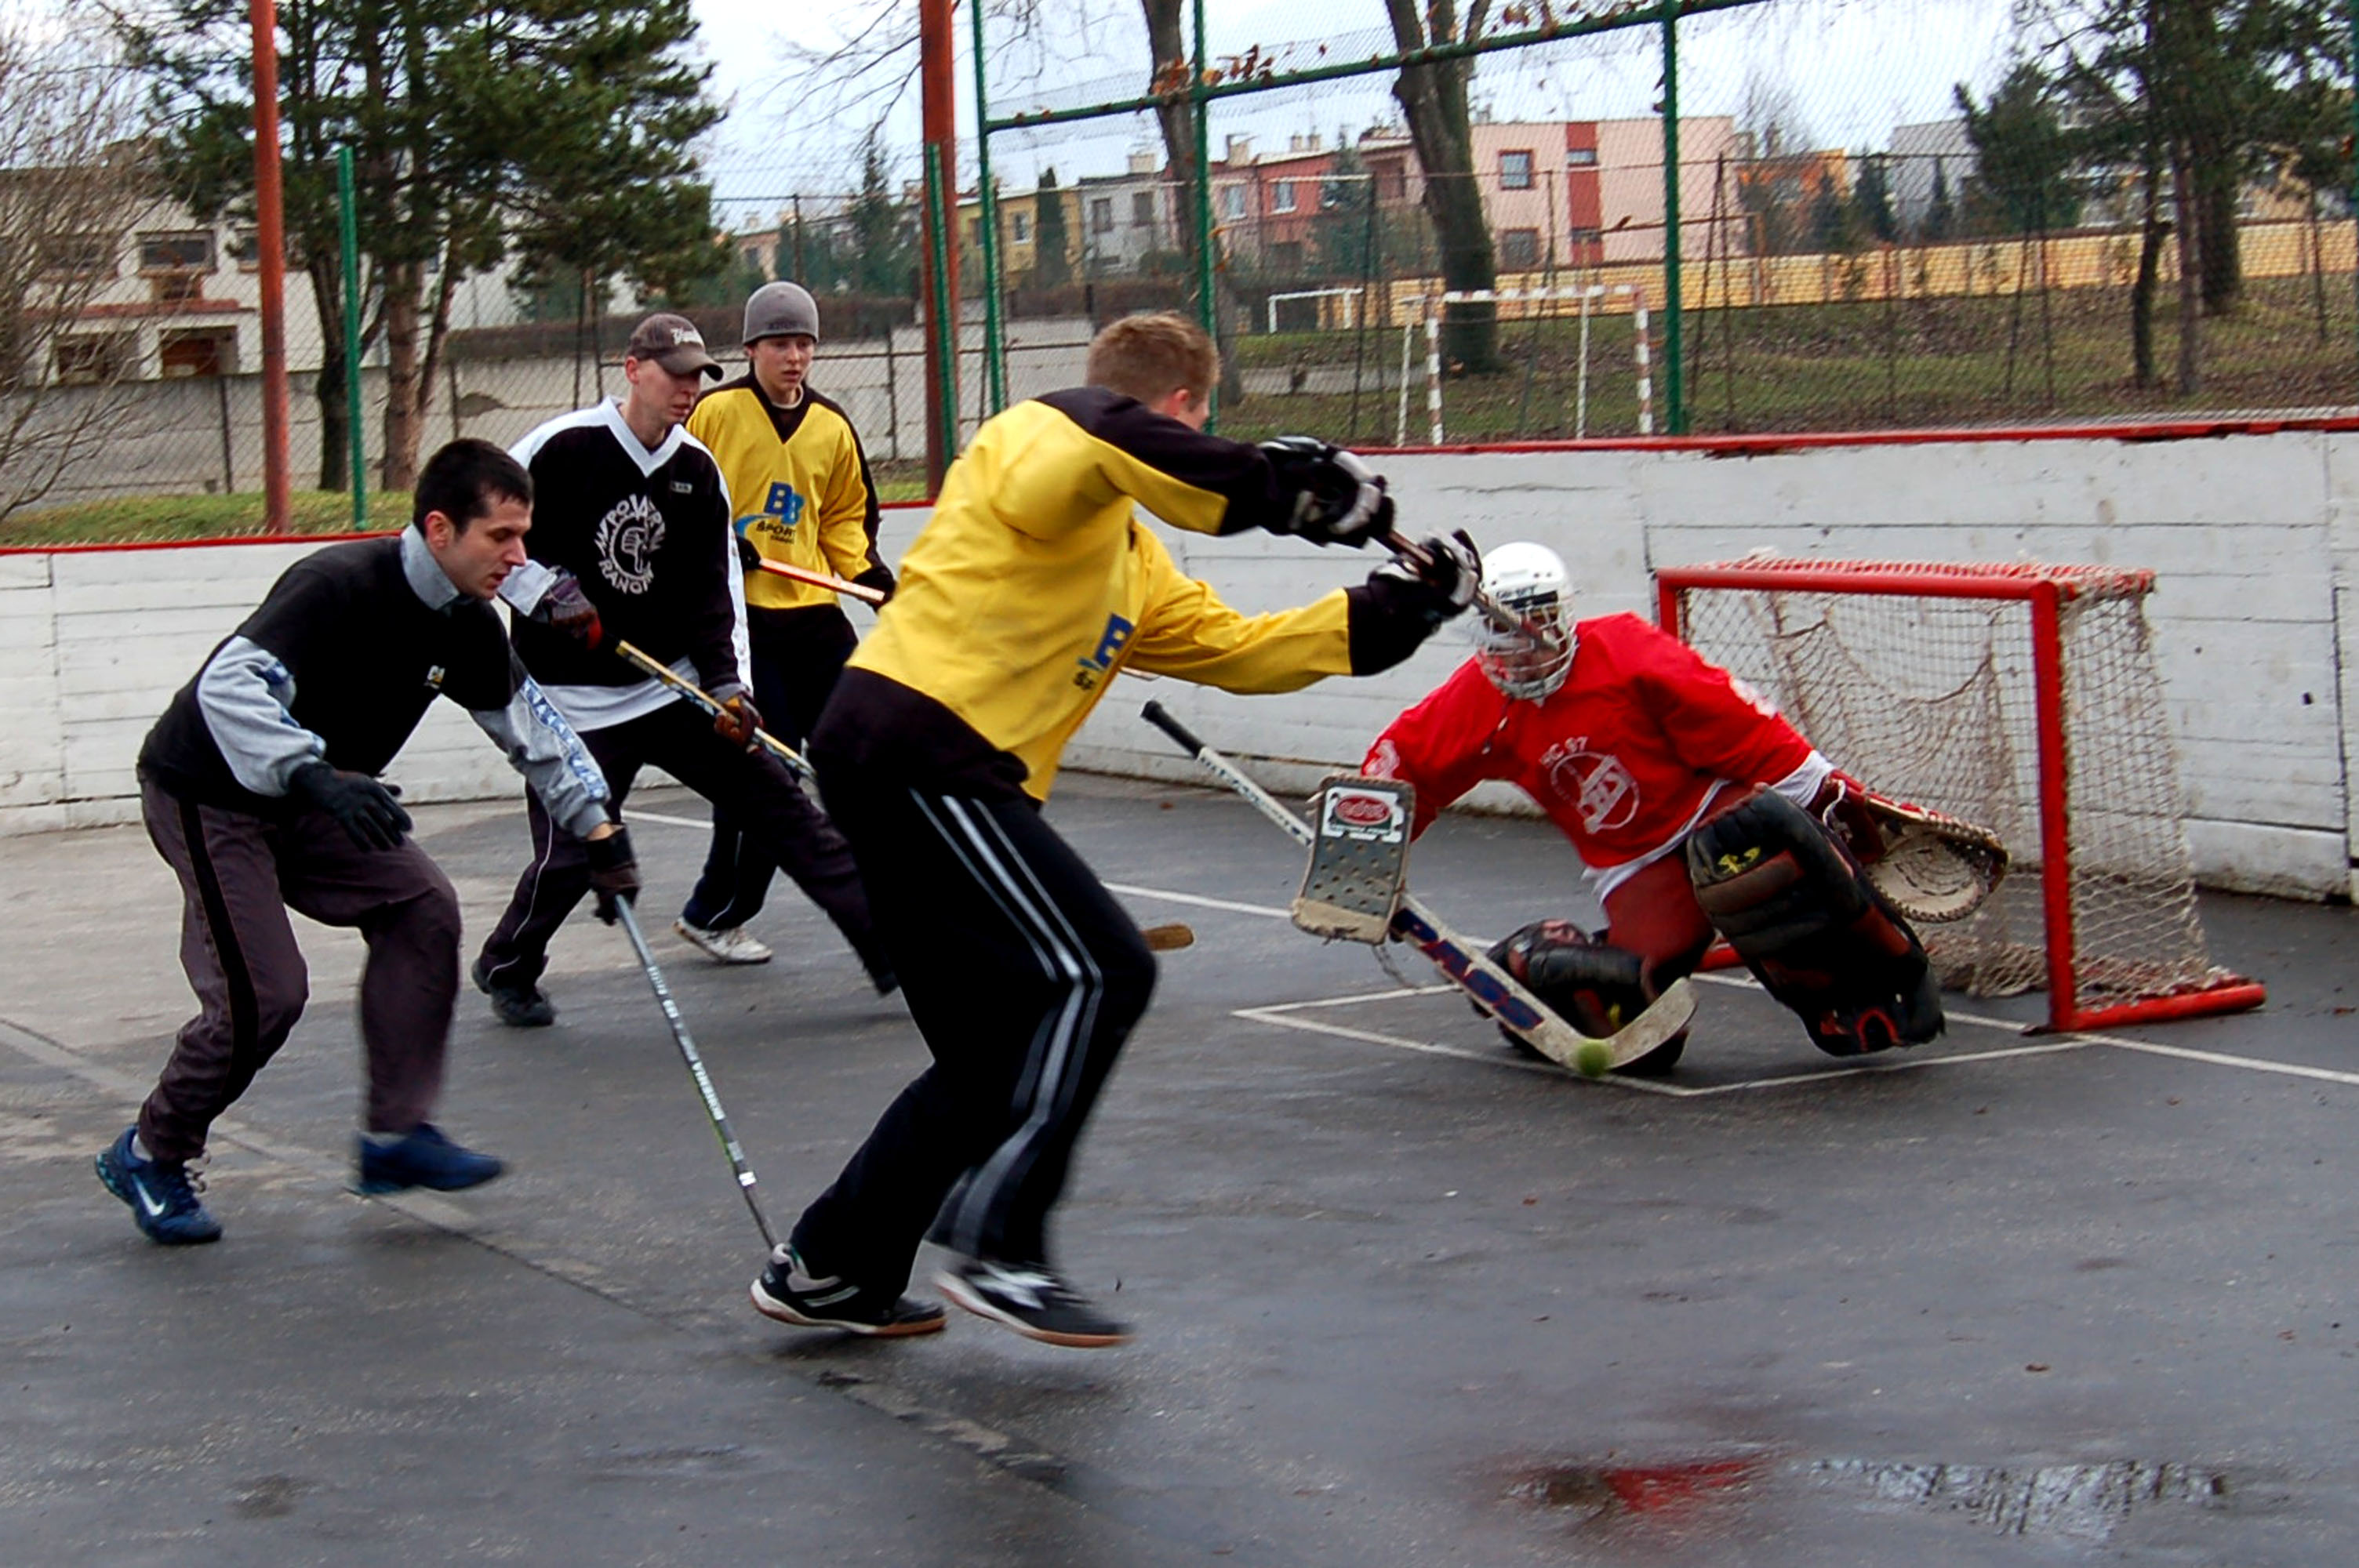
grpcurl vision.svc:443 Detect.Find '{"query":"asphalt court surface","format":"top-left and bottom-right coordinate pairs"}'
top-left (4, 769), bottom-right (2358, 1566)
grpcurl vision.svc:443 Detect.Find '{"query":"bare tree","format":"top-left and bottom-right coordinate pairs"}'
top-left (0, 9), bottom-right (156, 522)
top-left (1383, 0), bottom-right (1499, 373)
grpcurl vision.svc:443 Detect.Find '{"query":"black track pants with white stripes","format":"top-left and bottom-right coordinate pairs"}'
top-left (789, 767), bottom-right (1155, 1296)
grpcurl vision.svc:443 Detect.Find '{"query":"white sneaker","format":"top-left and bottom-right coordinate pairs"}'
top-left (672, 919), bottom-right (773, 964)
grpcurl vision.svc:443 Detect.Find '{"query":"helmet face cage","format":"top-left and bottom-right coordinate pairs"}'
top-left (1474, 590), bottom-right (1574, 699)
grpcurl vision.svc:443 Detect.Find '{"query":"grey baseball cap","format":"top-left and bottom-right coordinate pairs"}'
top-left (624, 314), bottom-right (722, 379)
top-left (743, 281), bottom-right (820, 346)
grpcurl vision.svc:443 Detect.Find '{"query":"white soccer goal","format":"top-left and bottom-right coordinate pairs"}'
top-left (1656, 557), bottom-right (2265, 1034)
top-left (1263, 289), bottom-right (1361, 335)
top-left (1418, 286), bottom-right (1653, 445)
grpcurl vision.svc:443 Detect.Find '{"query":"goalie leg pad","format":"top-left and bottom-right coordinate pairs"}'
top-left (1485, 920), bottom-right (1688, 1073)
top-left (1686, 788), bottom-right (1944, 1057)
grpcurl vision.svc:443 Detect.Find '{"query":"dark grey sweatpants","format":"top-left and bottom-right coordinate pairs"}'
top-left (137, 775), bottom-right (461, 1162)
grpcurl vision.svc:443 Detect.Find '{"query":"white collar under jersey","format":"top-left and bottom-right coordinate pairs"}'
top-left (509, 396), bottom-right (690, 477)
top-left (398, 524), bottom-right (467, 612)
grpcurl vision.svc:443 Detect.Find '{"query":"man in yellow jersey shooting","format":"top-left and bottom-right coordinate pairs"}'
top-left (750, 310), bottom-right (1479, 1348)
top-left (674, 282), bottom-right (897, 965)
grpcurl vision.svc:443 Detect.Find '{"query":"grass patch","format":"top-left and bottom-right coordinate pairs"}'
top-left (2, 490), bottom-right (413, 548)
top-left (1225, 273), bottom-right (2359, 443)
top-left (5, 466), bottom-right (932, 548)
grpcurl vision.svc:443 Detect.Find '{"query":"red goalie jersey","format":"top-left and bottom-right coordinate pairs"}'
top-left (1363, 612), bottom-right (1828, 890)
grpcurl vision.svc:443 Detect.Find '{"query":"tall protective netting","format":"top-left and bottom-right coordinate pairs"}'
top-left (1656, 559), bottom-right (2264, 1033)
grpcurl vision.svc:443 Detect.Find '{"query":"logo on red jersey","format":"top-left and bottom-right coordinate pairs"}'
top-left (1541, 739), bottom-right (1639, 833)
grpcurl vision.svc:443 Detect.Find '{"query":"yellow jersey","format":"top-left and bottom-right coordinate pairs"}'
top-left (836, 388), bottom-right (1359, 800)
top-left (685, 378), bottom-right (883, 613)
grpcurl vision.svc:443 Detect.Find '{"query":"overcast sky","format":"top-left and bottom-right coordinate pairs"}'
top-left (689, 0), bottom-right (2027, 222)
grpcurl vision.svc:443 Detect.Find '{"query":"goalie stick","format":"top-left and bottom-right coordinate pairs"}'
top-left (611, 640), bottom-right (816, 783)
top-left (1140, 701), bottom-right (1695, 1077)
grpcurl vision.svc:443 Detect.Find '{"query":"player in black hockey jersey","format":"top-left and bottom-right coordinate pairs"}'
top-left (474, 314), bottom-right (889, 1027)
top-left (100, 438), bottom-right (632, 1245)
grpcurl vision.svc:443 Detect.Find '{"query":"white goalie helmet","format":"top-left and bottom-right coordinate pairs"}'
top-left (1473, 541), bottom-right (1576, 700)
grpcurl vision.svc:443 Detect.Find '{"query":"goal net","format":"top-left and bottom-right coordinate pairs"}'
top-left (1656, 558), bottom-right (2264, 1033)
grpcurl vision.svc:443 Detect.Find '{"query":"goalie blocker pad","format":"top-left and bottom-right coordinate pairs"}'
top-left (1688, 787), bottom-right (1945, 1058)
top-left (1292, 774), bottom-right (1414, 942)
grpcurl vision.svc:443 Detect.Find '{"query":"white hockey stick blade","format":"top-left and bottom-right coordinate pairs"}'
top-left (1390, 897), bottom-right (1696, 1076)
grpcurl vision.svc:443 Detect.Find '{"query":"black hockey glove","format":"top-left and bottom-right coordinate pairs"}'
top-left (525, 566), bottom-right (604, 651)
top-left (734, 522), bottom-right (762, 576)
top-left (1257, 436), bottom-right (1394, 548)
top-left (289, 762), bottom-right (413, 851)
top-left (851, 563), bottom-right (897, 604)
top-left (1369, 530), bottom-right (1481, 624)
top-left (585, 826), bottom-right (641, 925)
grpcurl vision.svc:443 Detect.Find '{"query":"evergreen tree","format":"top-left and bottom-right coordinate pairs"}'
top-left (1312, 145), bottom-right (1376, 276)
top-left (1852, 152), bottom-right (1899, 244)
top-left (1923, 158), bottom-right (1957, 242)
top-left (1957, 64), bottom-right (2082, 235)
top-left (843, 132), bottom-right (917, 298)
top-left (125, 0), bottom-right (722, 487)
top-left (1034, 167), bottom-right (1073, 289)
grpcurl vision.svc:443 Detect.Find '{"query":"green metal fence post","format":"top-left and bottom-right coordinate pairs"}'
top-left (924, 143), bottom-right (961, 462)
top-left (970, 0), bottom-right (1008, 415)
top-left (336, 146), bottom-right (367, 525)
top-left (1659, 3), bottom-right (1687, 434)
top-left (1192, 0), bottom-right (1218, 428)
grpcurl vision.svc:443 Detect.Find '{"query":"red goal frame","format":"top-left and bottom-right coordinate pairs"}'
top-left (1656, 558), bottom-right (2266, 1034)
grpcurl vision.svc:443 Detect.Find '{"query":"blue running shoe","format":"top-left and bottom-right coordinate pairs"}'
top-left (95, 1127), bottom-right (222, 1245)
top-left (354, 1123), bottom-right (504, 1195)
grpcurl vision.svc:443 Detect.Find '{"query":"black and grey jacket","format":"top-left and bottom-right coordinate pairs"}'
top-left (139, 528), bottom-right (610, 837)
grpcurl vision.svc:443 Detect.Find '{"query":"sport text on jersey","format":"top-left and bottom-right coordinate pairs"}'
top-left (737, 482), bottom-right (807, 550)
top-left (595, 495), bottom-right (667, 595)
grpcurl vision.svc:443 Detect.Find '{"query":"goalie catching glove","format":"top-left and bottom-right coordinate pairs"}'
top-left (1257, 437), bottom-right (1394, 547)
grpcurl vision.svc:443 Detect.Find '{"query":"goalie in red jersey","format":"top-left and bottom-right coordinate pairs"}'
top-left (1362, 542), bottom-right (1943, 1073)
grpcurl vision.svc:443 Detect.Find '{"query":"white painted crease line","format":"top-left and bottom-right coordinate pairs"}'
top-left (1249, 984), bottom-right (1457, 1014)
top-left (1235, 1007), bottom-right (1570, 1078)
top-left (1232, 1003), bottom-right (2097, 1096)
top-left (627, 808), bottom-right (714, 830)
top-left (1103, 882), bottom-right (1296, 921)
top-left (2075, 1033), bottom-right (2359, 1089)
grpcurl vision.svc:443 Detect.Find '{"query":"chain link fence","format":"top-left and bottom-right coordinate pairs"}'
top-left (971, 0), bottom-right (2359, 445)
top-left (10, 0), bottom-right (2358, 532)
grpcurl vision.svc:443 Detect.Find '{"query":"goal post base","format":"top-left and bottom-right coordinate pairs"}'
top-left (2043, 978), bottom-right (2270, 1036)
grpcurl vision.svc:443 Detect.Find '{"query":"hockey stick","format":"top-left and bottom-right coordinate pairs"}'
top-left (748, 557), bottom-right (887, 605)
top-left (1378, 529), bottom-right (1554, 645)
top-left (611, 900), bottom-right (781, 1250)
top-left (1140, 701), bottom-right (1694, 1077)
top-left (610, 640), bottom-right (816, 783)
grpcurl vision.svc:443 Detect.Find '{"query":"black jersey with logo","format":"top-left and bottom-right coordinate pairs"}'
top-left (507, 400), bottom-right (739, 694)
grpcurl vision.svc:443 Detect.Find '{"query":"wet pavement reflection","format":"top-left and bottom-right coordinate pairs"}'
top-left (1506, 1452), bottom-right (2229, 1545)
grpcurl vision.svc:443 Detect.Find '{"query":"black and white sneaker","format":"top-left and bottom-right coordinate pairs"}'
top-left (936, 1257), bottom-right (1132, 1348)
top-left (750, 1247), bottom-right (946, 1337)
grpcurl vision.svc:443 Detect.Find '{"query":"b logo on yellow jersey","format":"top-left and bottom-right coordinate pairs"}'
top-left (736, 483), bottom-right (806, 550)
top-left (1071, 614), bottom-right (1136, 691)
